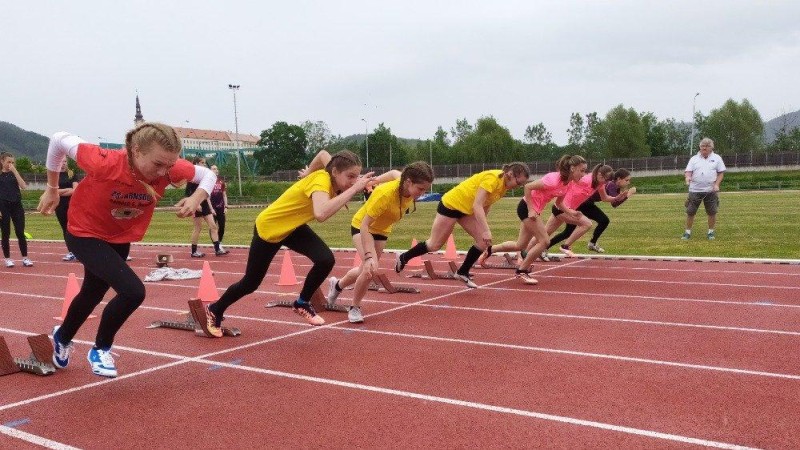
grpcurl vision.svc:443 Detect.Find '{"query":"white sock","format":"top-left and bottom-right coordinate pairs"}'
top-left (685, 229), bottom-right (691, 234)
top-left (708, 229), bottom-right (714, 233)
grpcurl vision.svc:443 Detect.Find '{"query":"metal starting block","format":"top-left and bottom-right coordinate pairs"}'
top-left (479, 253), bottom-right (520, 269)
top-left (156, 254), bottom-right (174, 268)
top-left (265, 288), bottom-right (349, 313)
top-left (147, 300), bottom-right (240, 337)
top-left (0, 334), bottom-right (56, 377)
top-left (407, 260), bottom-right (461, 280)
top-left (368, 273), bottom-right (420, 293)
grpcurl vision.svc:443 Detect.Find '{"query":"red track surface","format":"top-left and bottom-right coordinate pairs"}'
top-left (1, 242), bottom-right (799, 448)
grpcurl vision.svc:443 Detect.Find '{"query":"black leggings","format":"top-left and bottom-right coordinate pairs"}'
top-left (549, 201), bottom-right (610, 248)
top-left (55, 198), bottom-right (72, 252)
top-left (0, 199), bottom-right (27, 258)
top-left (213, 207), bottom-right (226, 242)
top-left (58, 232), bottom-right (139, 349)
top-left (210, 225), bottom-right (335, 317)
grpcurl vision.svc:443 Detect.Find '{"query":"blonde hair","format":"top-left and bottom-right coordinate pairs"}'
top-left (124, 122), bottom-right (183, 199)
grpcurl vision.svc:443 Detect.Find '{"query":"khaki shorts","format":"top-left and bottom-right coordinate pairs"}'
top-left (685, 191), bottom-right (719, 216)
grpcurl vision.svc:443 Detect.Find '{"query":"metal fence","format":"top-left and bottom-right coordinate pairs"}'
top-left (19, 151), bottom-right (800, 184)
top-left (261, 151), bottom-right (800, 181)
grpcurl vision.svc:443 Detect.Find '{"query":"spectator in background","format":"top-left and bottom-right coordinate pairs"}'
top-left (0, 151), bottom-right (33, 268)
top-left (683, 138), bottom-right (726, 240)
top-left (209, 165), bottom-right (228, 253)
top-left (186, 156), bottom-right (227, 257)
top-left (55, 159), bottom-right (79, 261)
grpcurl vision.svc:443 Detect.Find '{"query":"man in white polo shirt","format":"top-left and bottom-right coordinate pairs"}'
top-left (682, 138), bottom-right (726, 240)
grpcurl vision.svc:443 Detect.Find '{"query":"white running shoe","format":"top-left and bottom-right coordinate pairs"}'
top-left (455, 273), bottom-right (478, 289)
top-left (348, 306), bottom-right (364, 323)
top-left (326, 276), bottom-right (341, 307)
top-left (22, 258), bottom-right (33, 267)
top-left (587, 242), bottom-right (605, 253)
top-left (4, 259), bottom-right (13, 268)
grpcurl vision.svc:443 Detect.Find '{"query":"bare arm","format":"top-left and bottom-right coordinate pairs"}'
top-left (298, 150), bottom-right (332, 179)
top-left (311, 171), bottom-right (375, 222)
top-left (9, 164), bottom-right (27, 190)
top-left (684, 171), bottom-right (693, 185)
top-left (523, 179), bottom-right (545, 218)
top-left (713, 172), bottom-right (724, 192)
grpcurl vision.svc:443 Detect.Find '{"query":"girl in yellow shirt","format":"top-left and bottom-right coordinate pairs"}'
top-left (197, 150), bottom-right (374, 336)
top-left (326, 162), bottom-right (434, 323)
top-left (394, 162), bottom-right (530, 288)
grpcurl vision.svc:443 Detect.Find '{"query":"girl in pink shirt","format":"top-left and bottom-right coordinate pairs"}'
top-left (540, 164), bottom-right (622, 257)
top-left (480, 155), bottom-right (587, 285)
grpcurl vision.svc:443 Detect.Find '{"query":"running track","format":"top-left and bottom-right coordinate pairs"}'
top-left (1, 242), bottom-right (799, 449)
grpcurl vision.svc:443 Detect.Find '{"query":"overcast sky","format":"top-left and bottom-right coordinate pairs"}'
top-left (2, 1), bottom-right (799, 146)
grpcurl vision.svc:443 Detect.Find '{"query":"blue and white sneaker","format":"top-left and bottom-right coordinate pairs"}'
top-left (87, 347), bottom-right (118, 378)
top-left (52, 325), bottom-right (74, 369)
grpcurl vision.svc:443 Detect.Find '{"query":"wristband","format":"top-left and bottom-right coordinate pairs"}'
top-left (47, 184), bottom-right (59, 189)
top-left (364, 256), bottom-right (373, 261)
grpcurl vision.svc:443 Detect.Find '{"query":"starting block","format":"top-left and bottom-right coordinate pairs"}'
top-left (407, 260), bottom-right (461, 280)
top-left (156, 254), bottom-right (174, 268)
top-left (479, 253), bottom-right (520, 269)
top-left (146, 299), bottom-right (241, 337)
top-left (0, 335), bottom-right (56, 377)
top-left (368, 273), bottom-right (419, 293)
top-left (265, 288), bottom-right (349, 313)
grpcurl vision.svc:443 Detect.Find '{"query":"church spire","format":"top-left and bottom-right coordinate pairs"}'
top-left (134, 92), bottom-right (144, 125)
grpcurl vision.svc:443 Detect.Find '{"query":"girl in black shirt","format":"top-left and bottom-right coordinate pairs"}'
top-left (0, 152), bottom-right (32, 267)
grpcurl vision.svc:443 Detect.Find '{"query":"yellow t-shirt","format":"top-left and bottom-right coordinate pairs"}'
top-left (350, 179), bottom-right (413, 236)
top-left (255, 169), bottom-right (333, 243)
top-left (441, 170), bottom-right (507, 215)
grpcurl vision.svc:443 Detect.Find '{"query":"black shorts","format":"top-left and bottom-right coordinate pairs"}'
top-left (551, 205), bottom-right (564, 217)
top-left (516, 199), bottom-right (529, 221)
top-left (437, 201), bottom-right (466, 219)
top-left (685, 191), bottom-right (719, 216)
top-left (194, 201), bottom-right (212, 218)
top-left (350, 226), bottom-right (388, 241)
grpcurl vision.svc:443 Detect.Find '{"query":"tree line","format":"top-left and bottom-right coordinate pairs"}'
top-left (251, 98), bottom-right (800, 175)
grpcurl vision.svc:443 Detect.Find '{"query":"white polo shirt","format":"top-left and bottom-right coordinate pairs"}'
top-left (685, 151), bottom-right (726, 193)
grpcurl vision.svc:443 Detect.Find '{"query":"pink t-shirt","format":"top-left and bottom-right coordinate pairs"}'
top-left (529, 171), bottom-right (569, 214)
top-left (563, 174), bottom-right (598, 209)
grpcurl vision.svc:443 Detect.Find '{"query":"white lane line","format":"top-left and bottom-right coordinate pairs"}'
top-left (0, 424), bottom-right (81, 450)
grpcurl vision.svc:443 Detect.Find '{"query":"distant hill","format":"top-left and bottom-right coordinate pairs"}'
top-left (0, 121), bottom-right (49, 162)
top-left (764, 109), bottom-right (800, 144)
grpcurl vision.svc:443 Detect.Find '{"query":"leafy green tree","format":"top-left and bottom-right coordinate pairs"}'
top-left (300, 120), bottom-right (333, 157)
top-left (770, 127), bottom-right (800, 152)
top-left (566, 112), bottom-right (585, 150)
top-left (593, 105), bottom-right (650, 158)
top-left (13, 156), bottom-right (34, 173)
top-left (450, 118), bottom-right (474, 144)
top-left (451, 116), bottom-right (516, 164)
top-left (363, 123), bottom-right (406, 167)
top-left (699, 99), bottom-right (764, 154)
top-left (523, 123), bottom-right (553, 146)
top-left (253, 121), bottom-right (308, 175)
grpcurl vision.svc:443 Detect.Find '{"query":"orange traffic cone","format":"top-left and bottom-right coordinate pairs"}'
top-left (195, 261), bottom-right (219, 303)
top-left (353, 251), bottom-right (362, 268)
top-left (444, 234), bottom-right (458, 260)
top-left (407, 238), bottom-right (424, 267)
top-left (276, 251), bottom-right (299, 286)
top-left (55, 273), bottom-right (93, 320)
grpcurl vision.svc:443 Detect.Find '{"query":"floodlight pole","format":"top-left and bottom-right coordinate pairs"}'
top-left (228, 84), bottom-right (243, 196)
top-left (689, 92), bottom-right (700, 156)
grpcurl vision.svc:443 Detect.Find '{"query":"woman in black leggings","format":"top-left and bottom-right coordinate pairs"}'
top-left (548, 168), bottom-right (636, 253)
top-left (54, 160), bottom-right (79, 261)
top-left (197, 150), bottom-right (374, 337)
top-left (39, 123), bottom-right (216, 378)
top-left (0, 152), bottom-right (32, 268)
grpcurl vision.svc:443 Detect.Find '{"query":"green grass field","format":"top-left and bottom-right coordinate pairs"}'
top-left (22, 191), bottom-right (799, 259)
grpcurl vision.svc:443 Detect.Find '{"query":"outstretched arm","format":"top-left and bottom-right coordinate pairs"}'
top-left (298, 150), bottom-right (332, 179)
top-left (311, 171), bottom-right (376, 222)
top-left (39, 132), bottom-right (86, 215)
